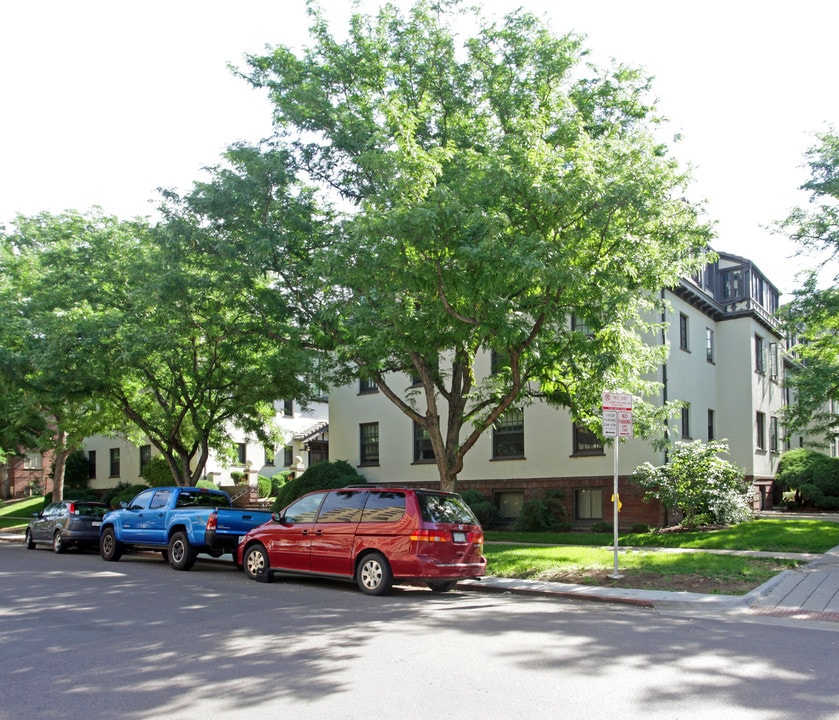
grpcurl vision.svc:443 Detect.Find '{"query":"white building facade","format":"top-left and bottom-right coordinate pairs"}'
top-left (327, 252), bottom-right (787, 527)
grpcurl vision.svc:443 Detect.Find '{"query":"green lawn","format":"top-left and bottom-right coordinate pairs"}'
top-left (0, 496), bottom-right (45, 530)
top-left (483, 518), bottom-right (839, 594)
top-left (486, 518), bottom-right (839, 553)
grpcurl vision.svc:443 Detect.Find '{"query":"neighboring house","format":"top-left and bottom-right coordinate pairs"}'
top-left (1, 450), bottom-right (55, 499)
top-left (82, 398), bottom-right (329, 492)
top-left (327, 251), bottom-right (789, 528)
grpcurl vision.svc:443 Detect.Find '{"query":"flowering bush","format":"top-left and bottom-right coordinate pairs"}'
top-left (632, 439), bottom-right (753, 527)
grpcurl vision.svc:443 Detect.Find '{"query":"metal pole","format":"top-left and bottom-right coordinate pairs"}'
top-left (609, 440), bottom-right (623, 579)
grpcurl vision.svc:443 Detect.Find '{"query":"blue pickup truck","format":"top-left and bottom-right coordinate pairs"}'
top-left (99, 486), bottom-right (273, 571)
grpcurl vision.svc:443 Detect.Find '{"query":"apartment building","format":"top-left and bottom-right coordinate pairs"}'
top-left (327, 252), bottom-right (786, 527)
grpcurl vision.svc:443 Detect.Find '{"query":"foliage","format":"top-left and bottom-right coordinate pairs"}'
top-left (271, 471), bottom-right (290, 496)
top-left (0, 207), bottom-right (317, 488)
top-left (195, 479), bottom-right (217, 490)
top-left (459, 489), bottom-right (498, 527)
top-left (141, 455), bottom-right (173, 487)
top-left (233, 0), bottom-right (712, 491)
top-left (632, 440), bottom-right (753, 527)
top-left (44, 488), bottom-right (99, 504)
top-left (56, 450), bottom-right (90, 491)
top-left (230, 471), bottom-right (245, 485)
top-left (777, 129), bottom-right (839, 444)
top-left (102, 483), bottom-right (148, 508)
top-left (511, 489), bottom-right (572, 533)
top-left (257, 475), bottom-right (272, 498)
top-left (272, 460), bottom-right (365, 511)
top-left (591, 521), bottom-right (613, 534)
top-left (776, 448), bottom-right (839, 510)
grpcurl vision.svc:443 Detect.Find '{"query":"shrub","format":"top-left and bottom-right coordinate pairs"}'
top-left (271, 472), bottom-right (290, 496)
top-left (459, 489), bottom-right (498, 527)
top-left (776, 449), bottom-right (839, 510)
top-left (272, 460), bottom-right (365, 511)
top-left (102, 483), bottom-right (148, 508)
top-left (141, 456), bottom-right (174, 487)
top-left (257, 475), bottom-right (272, 498)
top-left (60, 450), bottom-right (91, 491)
top-left (195, 479), bottom-right (217, 490)
top-left (632, 439), bottom-right (753, 527)
top-left (230, 471), bottom-right (245, 485)
top-left (591, 521), bottom-right (612, 534)
top-left (630, 523), bottom-right (651, 534)
top-left (511, 489), bottom-right (572, 532)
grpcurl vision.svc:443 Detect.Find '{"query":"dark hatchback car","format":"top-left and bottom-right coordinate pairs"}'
top-left (237, 486), bottom-right (486, 595)
top-left (26, 501), bottom-right (110, 553)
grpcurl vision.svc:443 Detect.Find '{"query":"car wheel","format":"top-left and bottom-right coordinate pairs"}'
top-left (427, 580), bottom-right (458, 593)
top-left (52, 532), bottom-right (66, 554)
top-left (357, 552), bottom-right (393, 596)
top-left (25, 529), bottom-right (35, 550)
top-left (100, 528), bottom-right (123, 562)
top-left (168, 531), bottom-right (197, 571)
top-left (243, 544), bottom-right (273, 583)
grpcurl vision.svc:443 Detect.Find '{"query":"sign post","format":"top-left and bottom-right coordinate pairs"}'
top-left (601, 392), bottom-right (633, 579)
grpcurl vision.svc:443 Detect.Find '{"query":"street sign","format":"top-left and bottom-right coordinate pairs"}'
top-left (602, 392), bottom-right (633, 438)
top-left (601, 391), bottom-right (633, 411)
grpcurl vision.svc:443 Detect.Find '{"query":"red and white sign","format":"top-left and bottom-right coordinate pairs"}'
top-left (602, 392), bottom-right (633, 438)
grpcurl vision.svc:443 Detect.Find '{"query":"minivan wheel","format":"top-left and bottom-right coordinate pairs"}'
top-left (427, 580), bottom-right (458, 593)
top-left (357, 552), bottom-right (393, 596)
top-left (52, 532), bottom-right (66, 554)
top-left (244, 544), bottom-right (273, 583)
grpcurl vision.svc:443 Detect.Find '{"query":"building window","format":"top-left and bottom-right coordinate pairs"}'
top-left (283, 446), bottom-right (294, 467)
top-left (87, 450), bottom-right (96, 479)
top-left (575, 488), bottom-right (603, 520)
top-left (109, 448), bottom-right (120, 478)
top-left (413, 422), bottom-right (435, 463)
top-left (573, 424), bottom-right (603, 455)
top-left (493, 409), bottom-right (524, 459)
top-left (571, 315), bottom-right (592, 336)
top-left (360, 422), bottom-right (380, 465)
top-left (359, 378), bottom-right (378, 394)
top-left (705, 328), bottom-right (714, 363)
top-left (755, 334), bottom-right (765, 373)
top-left (264, 445), bottom-right (275, 466)
top-left (770, 416), bottom-right (779, 453)
top-left (722, 269), bottom-right (742, 300)
top-left (491, 350), bottom-right (509, 375)
top-left (237, 443), bottom-right (247, 465)
top-left (756, 412), bottom-right (766, 451)
top-left (139, 445), bottom-right (151, 474)
top-left (23, 452), bottom-right (42, 470)
top-left (283, 400), bottom-right (293, 417)
top-left (496, 491), bottom-right (524, 520)
top-left (679, 313), bottom-right (689, 351)
top-left (768, 342), bottom-right (779, 379)
top-left (707, 409), bottom-right (715, 442)
top-left (681, 406), bottom-right (691, 439)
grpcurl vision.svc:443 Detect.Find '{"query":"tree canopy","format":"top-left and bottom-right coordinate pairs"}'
top-left (778, 128), bottom-right (839, 444)
top-left (234, 0), bottom-right (713, 490)
top-left (0, 207), bottom-right (318, 487)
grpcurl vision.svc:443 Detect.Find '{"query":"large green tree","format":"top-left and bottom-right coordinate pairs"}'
top-left (0, 208), bottom-right (317, 487)
top-left (235, 0), bottom-right (713, 491)
top-left (778, 129), bottom-right (839, 444)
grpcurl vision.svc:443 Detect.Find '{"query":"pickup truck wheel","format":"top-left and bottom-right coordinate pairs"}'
top-left (357, 552), bottom-right (393, 596)
top-left (168, 531), bottom-right (197, 571)
top-left (100, 528), bottom-right (123, 562)
top-left (244, 544), bottom-right (273, 583)
top-left (52, 531), bottom-right (66, 554)
top-left (160, 550), bottom-right (169, 562)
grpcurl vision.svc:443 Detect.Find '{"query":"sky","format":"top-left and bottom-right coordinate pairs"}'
top-left (2, 0), bottom-right (838, 296)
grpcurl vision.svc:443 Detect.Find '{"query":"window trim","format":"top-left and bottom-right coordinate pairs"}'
top-left (492, 409), bottom-right (525, 460)
top-left (679, 313), bottom-right (689, 352)
top-left (359, 422), bottom-right (380, 466)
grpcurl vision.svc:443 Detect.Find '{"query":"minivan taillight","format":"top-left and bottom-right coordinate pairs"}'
top-left (410, 529), bottom-right (449, 542)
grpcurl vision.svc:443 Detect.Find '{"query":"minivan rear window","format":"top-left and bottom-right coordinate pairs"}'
top-left (418, 493), bottom-right (479, 525)
top-left (361, 491), bottom-right (406, 522)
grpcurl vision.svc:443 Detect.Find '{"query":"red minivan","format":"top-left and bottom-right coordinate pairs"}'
top-left (236, 486), bottom-right (486, 595)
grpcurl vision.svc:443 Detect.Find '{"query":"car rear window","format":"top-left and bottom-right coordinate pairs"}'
top-left (418, 493), bottom-right (479, 525)
top-left (361, 491), bottom-right (406, 522)
top-left (76, 504), bottom-right (108, 518)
